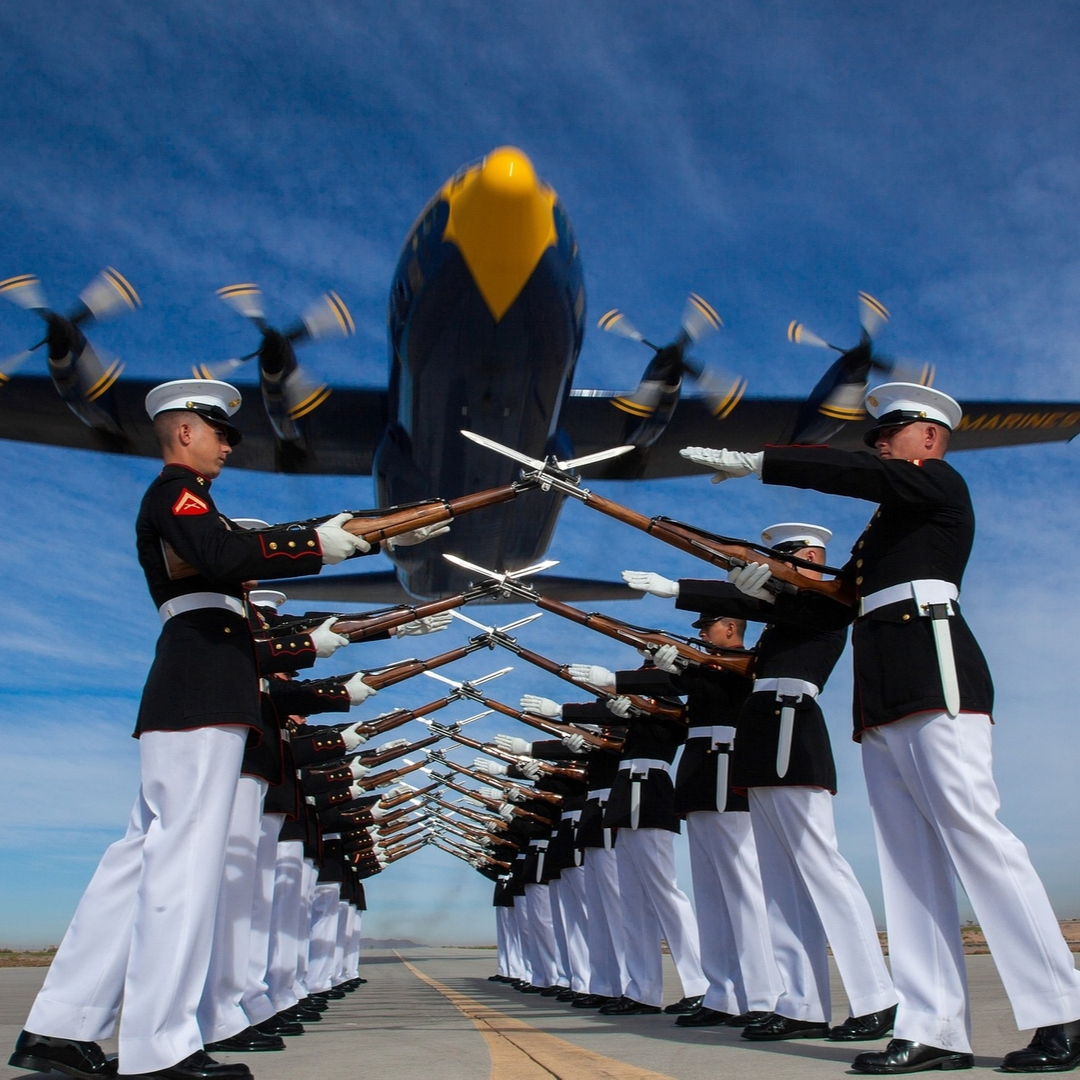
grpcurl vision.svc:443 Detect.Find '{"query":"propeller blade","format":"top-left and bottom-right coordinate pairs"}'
top-left (0, 348), bottom-right (36, 381)
top-left (300, 291), bottom-right (355, 342)
top-left (217, 283), bottom-right (266, 323)
top-left (787, 321), bottom-right (833, 350)
top-left (681, 292), bottom-right (723, 342)
top-left (192, 355), bottom-right (252, 380)
top-left (597, 308), bottom-right (646, 343)
top-left (77, 268), bottom-right (140, 323)
top-left (691, 364), bottom-right (749, 419)
top-left (890, 359), bottom-right (936, 387)
top-left (0, 274), bottom-right (47, 311)
top-left (282, 365), bottom-right (333, 422)
top-left (857, 291), bottom-right (890, 338)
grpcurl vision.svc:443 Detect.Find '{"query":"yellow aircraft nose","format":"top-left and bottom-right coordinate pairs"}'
top-left (442, 146), bottom-right (558, 321)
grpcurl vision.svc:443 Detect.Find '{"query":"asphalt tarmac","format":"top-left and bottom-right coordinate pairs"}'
top-left (0, 949), bottom-right (1045, 1079)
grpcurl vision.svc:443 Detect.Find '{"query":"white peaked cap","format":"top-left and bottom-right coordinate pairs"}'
top-left (863, 381), bottom-right (962, 446)
top-left (145, 378), bottom-right (243, 445)
top-left (761, 522), bottom-right (833, 551)
top-left (248, 589), bottom-right (287, 609)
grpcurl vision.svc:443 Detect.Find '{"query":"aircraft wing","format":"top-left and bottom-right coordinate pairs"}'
top-left (0, 375), bottom-right (388, 473)
top-left (563, 391), bottom-right (1080, 479)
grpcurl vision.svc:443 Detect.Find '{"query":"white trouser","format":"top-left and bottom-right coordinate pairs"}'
top-left (522, 884), bottom-right (561, 988)
top-left (686, 811), bottom-right (783, 1015)
top-left (343, 907), bottom-right (362, 980)
top-left (548, 880), bottom-right (572, 989)
top-left (502, 905), bottom-right (528, 981)
top-left (306, 882), bottom-right (342, 993)
top-left (616, 828), bottom-right (708, 1006)
top-left (26, 726), bottom-right (246, 1075)
top-left (583, 848), bottom-right (627, 998)
top-left (748, 786), bottom-right (895, 1023)
top-left (551, 868), bottom-right (591, 992)
top-left (293, 857), bottom-right (317, 1000)
top-left (265, 839), bottom-right (305, 1013)
top-left (862, 711), bottom-right (1080, 1052)
top-left (496, 906), bottom-right (511, 977)
top-left (241, 812), bottom-right (285, 1027)
top-left (332, 901), bottom-right (349, 984)
top-left (198, 774), bottom-right (269, 1044)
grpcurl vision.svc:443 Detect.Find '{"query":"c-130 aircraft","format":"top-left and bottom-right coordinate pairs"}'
top-left (1, 146), bottom-right (1077, 601)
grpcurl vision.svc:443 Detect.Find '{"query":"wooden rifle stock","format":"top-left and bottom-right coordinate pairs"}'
top-left (463, 691), bottom-right (625, 752)
top-left (530, 595), bottom-right (755, 680)
top-left (351, 638), bottom-right (491, 692)
top-left (379, 781), bottom-right (438, 809)
top-left (362, 696), bottom-right (456, 736)
top-left (340, 482), bottom-right (531, 544)
top-left (431, 771), bottom-right (553, 824)
top-left (354, 758), bottom-right (426, 790)
top-left (358, 733), bottom-right (442, 769)
top-left (427, 796), bottom-right (507, 834)
top-left (437, 727), bottom-right (588, 781)
top-left (379, 825), bottom-right (427, 848)
top-left (436, 757), bottom-right (563, 808)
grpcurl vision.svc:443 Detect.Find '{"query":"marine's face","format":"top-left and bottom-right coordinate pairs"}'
top-left (875, 421), bottom-right (934, 461)
top-left (188, 415), bottom-right (232, 478)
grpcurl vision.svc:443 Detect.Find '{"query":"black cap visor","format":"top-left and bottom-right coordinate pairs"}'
top-left (863, 409), bottom-right (941, 447)
top-left (187, 403), bottom-right (243, 446)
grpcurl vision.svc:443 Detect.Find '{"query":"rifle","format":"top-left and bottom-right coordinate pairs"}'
top-left (266, 561), bottom-right (557, 641)
top-left (451, 610), bottom-right (685, 723)
top-left (379, 781), bottom-right (439, 809)
top-left (435, 834), bottom-right (512, 871)
top-left (445, 556), bottom-right (754, 680)
top-left (423, 768), bottom-right (555, 825)
top-left (421, 669), bottom-right (626, 752)
top-left (376, 812), bottom-right (428, 837)
top-left (352, 757), bottom-right (427, 791)
top-left (462, 431), bottom-right (856, 606)
top-left (425, 749), bottom-right (564, 808)
top-left (378, 824), bottom-right (428, 849)
top-left (358, 696), bottom-right (457, 738)
top-left (423, 794), bottom-right (508, 834)
top-left (425, 719), bottom-right (588, 781)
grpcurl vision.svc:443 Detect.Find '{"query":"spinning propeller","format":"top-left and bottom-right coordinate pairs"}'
top-left (598, 293), bottom-right (747, 421)
top-left (787, 292), bottom-right (934, 443)
top-left (0, 268), bottom-right (140, 388)
top-left (196, 283), bottom-right (354, 442)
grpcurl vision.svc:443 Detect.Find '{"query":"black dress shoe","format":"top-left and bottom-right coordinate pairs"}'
top-left (314, 987), bottom-right (346, 1000)
top-left (571, 994), bottom-right (611, 1009)
top-left (727, 1010), bottom-right (771, 1026)
top-left (9, 1031), bottom-right (118, 1078)
top-left (852, 1039), bottom-right (974, 1073)
top-left (540, 985), bottom-right (565, 997)
top-left (1002, 1020), bottom-right (1080, 1072)
top-left (119, 1050), bottom-right (253, 1078)
top-left (676, 1006), bottom-right (734, 1028)
top-left (829, 1004), bottom-right (898, 1041)
top-left (204, 1026), bottom-right (285, 1053)
top-left (519, 983), bottom-right (544, 994)
top-left (556, 989), bottom-right (579, 1002)
top-left (598, 996), bottom-right (662, 1015)
top-left (741, 1014), bottom-right (830, 1041)
top-left (281, 1005), bottom-right (321, 1022)
top-left (664, 995), bottom-right (705, 1015)
top-left (299, 995), bottom-right (328, 1011)
top-left (256, 1016), bottom-right (304, 1037)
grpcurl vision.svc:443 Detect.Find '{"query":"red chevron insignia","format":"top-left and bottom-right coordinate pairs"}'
top-left (173, 489), bottom-right (210, 515)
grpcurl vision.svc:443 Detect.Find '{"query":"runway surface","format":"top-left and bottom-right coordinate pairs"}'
top-left (0, 948), bottom-right (1044, 1078)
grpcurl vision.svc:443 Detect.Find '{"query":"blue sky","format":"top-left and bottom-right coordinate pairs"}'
top-left (2, 1), bottom-right (1079, 946)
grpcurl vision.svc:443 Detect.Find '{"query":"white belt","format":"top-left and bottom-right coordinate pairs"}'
top-left (859, 579), bottom-right (958, 617)
top-left (619, 758), bottom-right (671, 776)
top-left (159, 591), bottom-right (245, 624)
top-left (752, 677), bottom-right (819, 700)
top-left (323, 832), bottom-right (341, 840)
top-left (688, 725), bottom-right (736, 745)
top-left (561, 809), bottom-right (582, 823)
top-left (587, 787), bottom-right (611, 802)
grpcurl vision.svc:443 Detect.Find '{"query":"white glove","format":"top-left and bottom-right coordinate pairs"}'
top-left (369, 802), bottom-right (391, 820)
top-left (679, 447), bottom-right (763, 483)
top-left (349, 760), bottom-right (371, 780)
top-left (344, 672), bottom-right (377, 704)
top-left (384, 522), bottom-right (452, 549)
top-left (651, 643), bottom-right (682, 673)
top-left (727, 561), bottom-right (776, 602)
top-left (347, 782), bottom-right (367, 798)
top-left (606, 695), bottom-right (632, 719)
top-left (316, 513), bottom-right (372, 564)
top-left (480, 785), bottom-right (504, 801)
top-left (498, 803), bottom-right (516, 822)
top-left (339, 720), bottom-right (369, 751)
top-left (390, 783), bottom-right (416, 797)
top-left (311, 617), bottom-right (350, 658)
top-left (568, 664), bottom-right (616, 688)
top-left (394, 611), bottom-right (453, 636)
top-left (621, 570), bottom-right (679, 598)
top-left (504, 786), bottom-right (528, 803)
top-left (494, 734), bottom-right (532, 756)
top-left (516, 758), bottom-right (542, 780)
top-left (561, 731), bottom-right (587, 754)
top-left (520, 695), bottom-right (561, 717)
top-left (376, 852), bottom-right (389, 866)
top-left (374, 738), bottom-right (409, 755)
top-left (473, 757), bottom-right (508, 776)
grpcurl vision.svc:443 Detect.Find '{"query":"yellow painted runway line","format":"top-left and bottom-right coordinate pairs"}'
top-left (396, 953), bottom-right (676, 1080)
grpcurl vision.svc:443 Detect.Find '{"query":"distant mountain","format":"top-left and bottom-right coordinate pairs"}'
top-left (360, 937), bottom-right (425, 949)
